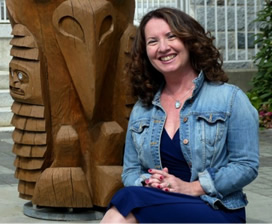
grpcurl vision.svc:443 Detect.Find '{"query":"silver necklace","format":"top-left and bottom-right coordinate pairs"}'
top-left (166, 85), bottom-right (194, 109)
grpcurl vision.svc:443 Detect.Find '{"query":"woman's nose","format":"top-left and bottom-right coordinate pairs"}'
top-left (158, 39), bottom-right (170, 52)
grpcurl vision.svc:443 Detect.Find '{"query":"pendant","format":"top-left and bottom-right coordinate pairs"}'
top-left (175, 100), bottom-right (181, 109)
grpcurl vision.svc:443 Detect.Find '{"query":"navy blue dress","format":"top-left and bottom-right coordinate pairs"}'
top-left (109, 129), bottom-right (246, 223)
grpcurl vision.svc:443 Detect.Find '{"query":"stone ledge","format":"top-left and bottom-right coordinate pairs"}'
top-left (0, 71), bottom-right (9, 89)
top-left (0, 90), bottom-right (13, 107)
top-left (0, 24), bottom-right (12, 38)
top-left (0, 107), bottom-right (13, 127)
top-left (0, 126), bottom-right (14, 132)
top-left (226, 69), bottom-right (257, 93)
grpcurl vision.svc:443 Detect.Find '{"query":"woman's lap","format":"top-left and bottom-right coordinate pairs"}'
top-left (133, 201), bottom-right (245, 223)
top-left (109, 186), bottom-right (245, 223)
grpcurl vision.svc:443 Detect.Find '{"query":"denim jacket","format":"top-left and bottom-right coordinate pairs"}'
top-left (121, 71), bottom-right (259, 210)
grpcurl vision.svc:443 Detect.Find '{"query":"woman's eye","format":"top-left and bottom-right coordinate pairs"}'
top-left (168, 34), bottom-right (176, 39)
top-left (147, 39), bottom-right (157, 45)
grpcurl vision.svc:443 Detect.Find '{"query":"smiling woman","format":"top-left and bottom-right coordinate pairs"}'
top-left (145, 18), bottom-right (191, 79)
top-left (100, 7), bottom-right (259, 224)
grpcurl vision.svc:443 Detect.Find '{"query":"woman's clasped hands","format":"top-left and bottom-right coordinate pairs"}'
top-left (144, 167), bottom-right (205, 197)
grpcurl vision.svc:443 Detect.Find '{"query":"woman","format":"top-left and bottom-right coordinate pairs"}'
top-left (101, 7), bottom-right (259, 223)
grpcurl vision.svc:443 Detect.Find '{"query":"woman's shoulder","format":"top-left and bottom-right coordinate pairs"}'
top-left (205, 81), bottom-right (240, 92)
top-left (206, 81), bottom-right (251, 101)
top-left (195, 81), bottom-right (250, 113)
top-left (202, 81), bottom-right (245, 101)
top-left (129, 100), bottom-right (153, 122)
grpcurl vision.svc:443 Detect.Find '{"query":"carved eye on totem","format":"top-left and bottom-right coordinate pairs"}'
top-left (18, 72), bottom-right (23, 80)
top-left (58, 16), bottom-right (85, 42)
top-left (10, 69), bottom-right (15, 78)
top-left (10, 69), bottom-right (29, 84)
top-left (99, 15), bottom-right (114, 45)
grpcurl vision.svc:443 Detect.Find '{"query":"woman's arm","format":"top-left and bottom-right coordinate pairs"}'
top-left (121, 130), bottom-right (150, 186)
top-left (121, 105), bottom-right (151, 186)
top-left (198, 89), bottom-right (259, 198)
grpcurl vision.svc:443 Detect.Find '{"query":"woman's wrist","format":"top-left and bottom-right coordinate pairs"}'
top-left (191, 181), bottom-right (205, 196)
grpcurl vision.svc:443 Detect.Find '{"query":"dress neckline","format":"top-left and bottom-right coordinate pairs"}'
top-left (163, 128), bottom-right (179, 141)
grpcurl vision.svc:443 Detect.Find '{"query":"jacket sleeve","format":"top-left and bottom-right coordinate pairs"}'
top-left (121, 105), bottom-right (151, 186)
top-left (198, 89), bottom-right (259, 198)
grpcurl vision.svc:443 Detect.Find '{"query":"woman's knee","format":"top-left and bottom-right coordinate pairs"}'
top-left (100, 206), bottom-right (137, 223)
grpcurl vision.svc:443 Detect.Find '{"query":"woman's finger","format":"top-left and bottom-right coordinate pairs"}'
top-left (147, 177), bottom-right (161, 184)
top-left (148, 168), bottom-right (169, 177)
top-left (151, 173), bottom-right (165, 181)
top-left (162, 167), bottom-right (169, 173)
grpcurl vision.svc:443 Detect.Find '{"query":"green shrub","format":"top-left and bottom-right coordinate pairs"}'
top-left (248, 0), bottom-right (272, 128)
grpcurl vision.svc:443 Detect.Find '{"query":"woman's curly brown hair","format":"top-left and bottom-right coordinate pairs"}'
top-left (129, 7), bottom-right (228, 107)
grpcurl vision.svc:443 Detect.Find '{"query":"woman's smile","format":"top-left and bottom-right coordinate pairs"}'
top-left (145, 18), bottom-right (191, 76)
top-left (160, 54), bottom-right (176, 62)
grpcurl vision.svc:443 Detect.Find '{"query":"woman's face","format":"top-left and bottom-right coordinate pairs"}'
top-left (144, 18), bottom-right (191, 76)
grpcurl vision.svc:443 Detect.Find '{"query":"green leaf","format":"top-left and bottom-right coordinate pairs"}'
top-left (260, 92), bottom-right (272, 99)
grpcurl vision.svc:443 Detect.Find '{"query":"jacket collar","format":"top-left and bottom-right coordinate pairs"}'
top-left (152, 71), bottom-right (205, 107)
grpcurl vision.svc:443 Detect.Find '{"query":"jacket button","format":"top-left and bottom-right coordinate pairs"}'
top-left (183, 117), bottom-right (188, 123)
top-left (183, 139), bottom-right (189, 145)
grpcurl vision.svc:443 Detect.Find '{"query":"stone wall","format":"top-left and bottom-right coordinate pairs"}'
top-left (227, 69), bottom-right (257, 92)
top-left (193, 0), bottom-right (259, 69)
top-left (0, 23), bottom-right (12, 69)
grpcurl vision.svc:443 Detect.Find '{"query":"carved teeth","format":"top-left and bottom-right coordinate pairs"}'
top-left (160, 55), bottom-right (175, 61)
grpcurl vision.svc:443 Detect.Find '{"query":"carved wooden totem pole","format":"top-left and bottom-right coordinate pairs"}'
top-left (6, 0), bottom-right (136, 210)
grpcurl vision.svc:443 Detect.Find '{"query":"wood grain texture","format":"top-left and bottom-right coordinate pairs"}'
top-left (7, 0), bottom-right (136, 208)
top-left (18, 180), bottom-right (36, 197)
top-left (11, 115), bottom-right (46, 132)
top-left (14, 157), bottom-right (44, 170)
top-left (15, 168), bottom-right (42, 182)
top-left (32, 168), bottom-right (92, 208)
top-left (12, 144), bottom-right (47, 158)
top-left (92, 165), bottom-right (123, 207)
top-left (11, 102), bottom-right (44, 118)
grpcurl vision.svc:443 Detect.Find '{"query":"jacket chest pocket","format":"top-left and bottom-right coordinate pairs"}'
top-left (130, 120), bottom-right (150, 152)
top-left (197, 113), bottom-right (227, 146)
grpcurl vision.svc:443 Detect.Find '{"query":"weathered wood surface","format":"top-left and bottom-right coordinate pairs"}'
top-left (32, 167), bottom-right (92, 208)
top-left (6, 0), bottom-right (136, 208)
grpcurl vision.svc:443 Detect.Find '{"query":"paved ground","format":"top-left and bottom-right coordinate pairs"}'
top-left (0, 129), bottom-right (271, 223)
